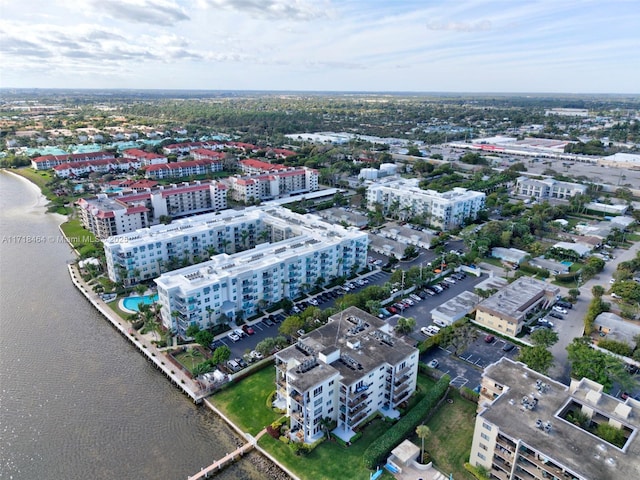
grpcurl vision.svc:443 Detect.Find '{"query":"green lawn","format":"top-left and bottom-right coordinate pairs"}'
top-left (60, 219), bottom-right (97, 247)
top-left (414, 389), bottom-right (477, 480)
top-left (174, 349), bottom-right (206, 373)
top-left (210, 366), bottom-right (282, 436)
top-left (260, 417), bottom-right (394, 480)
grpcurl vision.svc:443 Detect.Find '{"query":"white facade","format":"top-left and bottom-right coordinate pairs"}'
top-left (515, 176), bottom-right (588, 200)
top-left (154, 208), bottom-right (368, 336)
top-left (275, 307), bottom-right (418, 443)
top-left (366, 178), bottom-right (485, 230)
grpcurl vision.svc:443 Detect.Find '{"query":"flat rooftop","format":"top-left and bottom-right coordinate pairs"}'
top-left (277, 307), bottom-right (417, 390)
top-left (480, 358), bottom-right (640, 480)
top-left (430, 290), bottom-right (480, 319)
top-left (476, 277), bottom-right (553, 321)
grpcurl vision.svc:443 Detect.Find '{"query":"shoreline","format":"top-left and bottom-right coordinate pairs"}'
top-left (4, 168), bottom-right (293, 479)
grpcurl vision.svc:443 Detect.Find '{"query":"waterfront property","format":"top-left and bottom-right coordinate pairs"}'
top-left (474, 277), bottom-right (559, 336)
top-left (366, 177), bottom-right (485, 230)
top-left (121, 294), bottom-right (159, 312)
top-left (274, 306), bottom-right (419, 443)
top-left (227, 164), bottom-right (319, 203)
top-left (153, 208), bottom-right (368, 336)
top-left (470, 357), bottom-right (640, 480)
top-left (77, 180), bottom-right (228, 238)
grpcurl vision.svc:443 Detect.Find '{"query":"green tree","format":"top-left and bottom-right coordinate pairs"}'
top-left (530, 329), bottom-right (559, 348)
top-left (416, 424), bottom-right (431, 464)
top-left (517, 346), bottom-right (554, 375)
top-left (194, 329), bottom-right (214, 348)
top-left (568, 288), bottom-right (581, 301)
top-left (211, 345), bottom-right (231, 365)
top-left (186, 324), bottom-right (201, 338)
top-left (566, 337), bottom-right (629, 392)
top-left (592, 285), bottom-right (605, 298)
top-left (395, 317), bottom-right (416, 334)
top-left (279, 315), bottom-right (305, 337)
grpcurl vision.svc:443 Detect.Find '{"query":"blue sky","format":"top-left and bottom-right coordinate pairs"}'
top-left (1, 0), bottom-right (638, 93)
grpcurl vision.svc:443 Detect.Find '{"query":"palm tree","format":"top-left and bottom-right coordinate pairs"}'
top-left (416, 424), bottom-right (431, 463)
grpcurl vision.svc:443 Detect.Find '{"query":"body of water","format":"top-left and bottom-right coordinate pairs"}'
top-left (0, 171), bottom-right (267, 480)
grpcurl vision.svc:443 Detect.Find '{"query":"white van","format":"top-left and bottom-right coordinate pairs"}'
top-left (433, 319), bottom-right (448, 328)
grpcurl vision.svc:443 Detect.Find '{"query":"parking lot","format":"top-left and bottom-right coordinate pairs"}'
top-left (210, 269), bottom-right (391, 360)
top-left (421, 329), bottom-right (521, 391)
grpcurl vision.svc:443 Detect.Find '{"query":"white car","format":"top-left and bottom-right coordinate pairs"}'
top-left (552, 306), bottom-right (568, 314)
top-left (228, 332), bottom-right (240, 342)
top-left (309, 299), bottom-right (319, 306)
top-left (609, 279), bottom-right (616, 284)
top-left (234, 329), bottom-right (245, 338)
top-left (403, 298), bottom-right (415, 306)
top-left (250, 350), bottom-right (263, 360)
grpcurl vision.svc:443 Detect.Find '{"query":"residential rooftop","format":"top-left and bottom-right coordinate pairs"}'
top-left (480, 358), bottom-right (640, 480)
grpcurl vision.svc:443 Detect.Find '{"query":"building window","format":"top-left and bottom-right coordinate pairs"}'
top-left (480, 433), bottom-right (490, 441)
top-left (477, 452), bottom-right (486, 461)
top-left (482, 422), bottom-right (492, 431)
top-left (313, 386), bottom-right (323, 397)
top-left (314, 398), bottom-right (322, 407)
top-left (479, 443), bottom-right (488, 451)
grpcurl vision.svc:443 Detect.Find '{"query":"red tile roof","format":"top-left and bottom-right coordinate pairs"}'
top-left (240, 159), bottom-right (287, 171)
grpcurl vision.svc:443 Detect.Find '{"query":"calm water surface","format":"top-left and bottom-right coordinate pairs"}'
top-left (0, 171), bottom-right (262, 480)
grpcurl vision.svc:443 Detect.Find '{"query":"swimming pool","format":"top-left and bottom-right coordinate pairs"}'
top-left (122, 294), bottom-right (158, 312)
top-left (560, 261), bottom-right (573, 267)
top-left (104, 187), bottom-right (124, 193)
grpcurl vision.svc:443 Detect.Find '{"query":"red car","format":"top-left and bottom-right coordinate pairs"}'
top-left (387, 306), bottom-right (398, 314)
top-left (242, 325), bottom-right (255, 335)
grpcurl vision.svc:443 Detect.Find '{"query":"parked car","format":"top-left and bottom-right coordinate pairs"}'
top-left (242, 325), bottom-right (255, 335)
top-left (537, 319), bottom-right (554, 328)
top-left (484, 334), bottom-right (495, 343)
top-left (234, 328), bottom-right (245, 338)
top-left (444, 277), bottom-right (456, 284)
top-left (250, 350), bottom-right (263, 360)
top-left (556, 301), bottom-right (572, 309)
top-left (502, 343), bottom-right (516, 352)
top-left (402, 298), bottom-right (415, 306)
top-left (552, 306), bottom-right (568, 315)
top-left (387, 306), bottom-right (398, 314)
top-left (264, 318), bottom-right (275, 327)
top-left (227, 332), bottom-right (240, 342)
top-left (433, 319), bottom-right (447, 328)
top-left (549, 312), bottom-right (564, 319)
top-left (427, 359), bottom-right (439, 369)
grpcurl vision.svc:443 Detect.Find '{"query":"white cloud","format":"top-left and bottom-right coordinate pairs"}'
top-left (426, 19), bottom-right (492, 32)
top-left (88, 0), bottom-right (190, 26)
top-left (198, 0), bottom-right (331, 20)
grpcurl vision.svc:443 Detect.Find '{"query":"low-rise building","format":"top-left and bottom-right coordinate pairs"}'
top-left (52, 157), bottom-right (142, 178)
top-left (430, 291), bottom-right (481, 327)
top-left (470, 357), bottom-right (640, 480)
top-left (31, 151), bottom-right (116, 170)
top-left (491, 247), bottom-right (529, 265)
top-left (274, 306), bottom-right (418, 443)
top-left (122, 148), bottom-right (168, 166)
top-left (474, 277), bottom-right (559, 336)
top-left (154, 209), bottom-right (368, 335)
top-left (515, 176), bottom-right (588, 200)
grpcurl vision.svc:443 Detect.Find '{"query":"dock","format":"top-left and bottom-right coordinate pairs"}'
top-left (187, 429), bottom-right (266, 480)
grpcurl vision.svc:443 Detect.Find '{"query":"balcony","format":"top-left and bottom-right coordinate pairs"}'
top-left (393, 390), bottom-right (410, 404)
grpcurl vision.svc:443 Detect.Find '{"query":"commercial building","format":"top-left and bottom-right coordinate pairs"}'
top-left (515, 176), bottom-right (588, 200)
top-left (77, 181), bottom-right (227, 238)
top-left (366, 178), bottom-right (485, 230)
top-left (470, 357), bottom-right (640, 480)
top-left (154, 208), bottom-right (368, 336)
top-left (274, 306), bottom-right (418, 443)
top-left (474, 277), bottom-right (559, 336)
top-left (430, 291), bottom-right (481, 327)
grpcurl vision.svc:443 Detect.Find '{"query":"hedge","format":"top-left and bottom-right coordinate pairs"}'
top-left (520, 262), bottom-right (549, 278)
top-left (362, 375), bottom-right (450, 470)
top-left (556, 271), bottom-right (580, 283)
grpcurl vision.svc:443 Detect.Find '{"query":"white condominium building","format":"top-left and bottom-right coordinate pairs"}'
top-left (515, 176), bottom-right (587, 200)
top-left (470, 357), bottom-right (640, 480)
top-left (275, 307), bottom-right (418, 443)
top-left (154, 208), bottom-right (368, 336)
top-left (77, 181), bottom-right (227, 238)
top-left (366, 178), bottom-right (485, 230)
